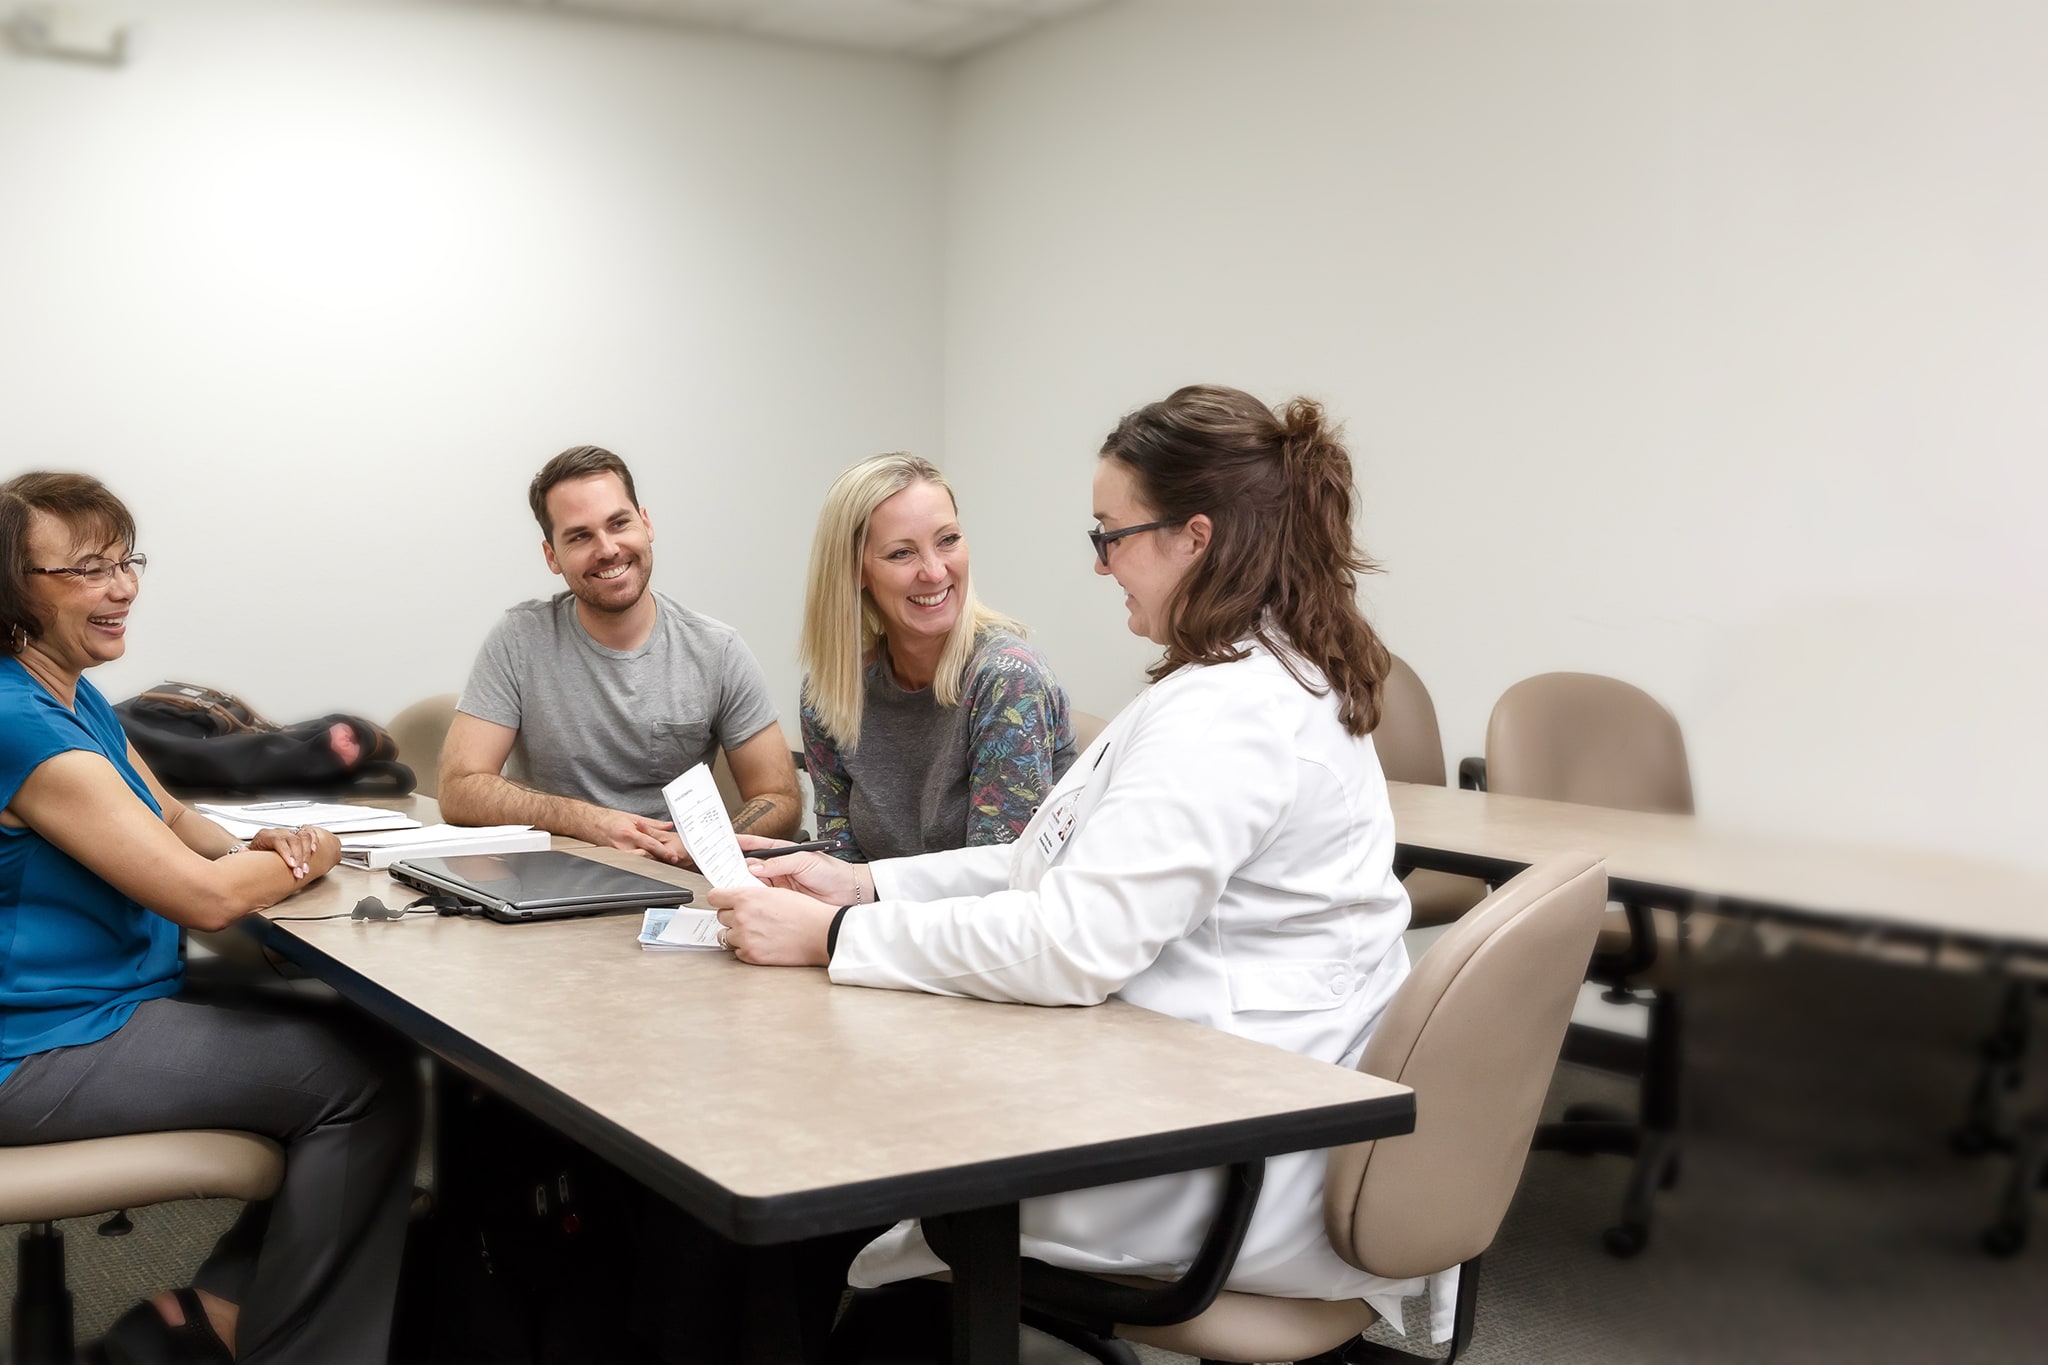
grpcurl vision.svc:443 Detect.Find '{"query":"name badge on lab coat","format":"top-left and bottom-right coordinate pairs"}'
top-left (1034, 790), bottom-right (1082, 863)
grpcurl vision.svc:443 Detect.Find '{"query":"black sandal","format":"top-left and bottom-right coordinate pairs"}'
top-left (91, 1287), bottom-right (235, 1364)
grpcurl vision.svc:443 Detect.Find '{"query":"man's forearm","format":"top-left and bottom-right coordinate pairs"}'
top-left (731, 792), bottom-right (802, 840)
top-left (440, 771), bottom-right (603, 842)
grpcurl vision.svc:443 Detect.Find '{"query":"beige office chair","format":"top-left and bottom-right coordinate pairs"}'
top-left (1, 1131), bottom-right (284, 1364)
top-left (1377, 656), bottom-right (1489, 931)
top-left (1480, 671), bottom-right (1692, 1257)
top-left (921, 855), bottom-right (1606, 1365)
top-left (1071, 709), bottom-right (1109, 752)
top-left (388, 692), bottom-right (460, 800)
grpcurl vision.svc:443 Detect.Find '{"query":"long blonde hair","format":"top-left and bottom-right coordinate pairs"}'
top-left (800, 453), bottom-right (1018, 749)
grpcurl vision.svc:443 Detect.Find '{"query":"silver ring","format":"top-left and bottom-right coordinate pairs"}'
top-left (718, 927), bottom-right (731, 950)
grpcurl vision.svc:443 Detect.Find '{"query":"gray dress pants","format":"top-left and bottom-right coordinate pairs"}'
top-left (0, 993), bottom-right (419, 1363)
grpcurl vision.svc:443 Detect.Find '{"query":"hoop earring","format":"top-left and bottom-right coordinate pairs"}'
top-left (8, 622), bottom-right (27, 655)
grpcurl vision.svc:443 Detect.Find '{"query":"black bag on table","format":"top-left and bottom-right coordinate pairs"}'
top-left (115, 680), bottom-right (414, 794)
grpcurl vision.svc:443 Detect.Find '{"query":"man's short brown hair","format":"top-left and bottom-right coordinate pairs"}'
top-left (528, 446), bottom-right (640, 540)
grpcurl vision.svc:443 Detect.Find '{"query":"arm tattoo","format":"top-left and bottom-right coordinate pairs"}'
top-left (731, 796), bottom-right (779, 834)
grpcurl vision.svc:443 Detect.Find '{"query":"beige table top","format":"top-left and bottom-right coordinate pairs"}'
top-left (250, 817), bottom-right (1412, 1243)
top-left (1388, 782), bottom-right (2048, 958)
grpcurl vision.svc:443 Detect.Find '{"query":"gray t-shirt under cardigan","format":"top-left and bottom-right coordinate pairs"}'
top-left (801, 630), bottom-right (1077, 862)
top-left (458, 590), bottom-right (781, 820)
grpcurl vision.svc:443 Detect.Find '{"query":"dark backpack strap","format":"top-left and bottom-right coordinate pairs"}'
top-left (134, 681), bottom-right (276, 735)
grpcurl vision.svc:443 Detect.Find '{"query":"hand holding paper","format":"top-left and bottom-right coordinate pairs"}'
top-left (660, 764), bottom-right (760, 890)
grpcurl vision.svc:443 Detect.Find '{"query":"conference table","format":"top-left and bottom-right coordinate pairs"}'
top-left (1386, 782), bottom-right (2048, 968)
top-left (1383, 780), bottom-right (2048, 1252)
top-left (239, 802), bottom-right (1416, 1364)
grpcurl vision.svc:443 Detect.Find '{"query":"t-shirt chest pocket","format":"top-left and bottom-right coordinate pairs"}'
top-left (650, 719), bottom-right (714, 781)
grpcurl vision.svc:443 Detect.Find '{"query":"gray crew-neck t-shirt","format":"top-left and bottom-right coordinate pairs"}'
top-left (457, 590), bottom-right (780, 820)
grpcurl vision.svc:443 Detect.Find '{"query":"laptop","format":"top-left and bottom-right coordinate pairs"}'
top-left (388, 850), bottom-right (693, 923)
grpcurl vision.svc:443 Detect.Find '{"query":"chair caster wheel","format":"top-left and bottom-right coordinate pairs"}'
top-left (1981, 1223), bottom-right (2027, 1258)
top-left (1602, 1223), bottom-right (1648, 1258)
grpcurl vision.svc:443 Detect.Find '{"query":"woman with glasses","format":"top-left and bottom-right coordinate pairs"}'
top-left (798, 452), bottom-right (1077, 861)
top-left (712, 387), bottom-right (1426, 1326)
top-left (0, 472), bottom-right (417, 1364)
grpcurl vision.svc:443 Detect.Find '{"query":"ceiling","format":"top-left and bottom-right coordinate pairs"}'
top-left (523, 0), bottom-right (1112, 61)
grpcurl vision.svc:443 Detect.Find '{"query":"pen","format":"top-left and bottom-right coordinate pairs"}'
top-left (742, 840), bottom-right (843, 859)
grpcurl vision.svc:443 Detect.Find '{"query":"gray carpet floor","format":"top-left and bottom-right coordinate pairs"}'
top-left (6, 944), bottom-right (2044, 1362)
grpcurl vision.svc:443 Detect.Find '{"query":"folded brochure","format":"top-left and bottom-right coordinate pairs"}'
top-left (640, 905), bottom-right (728, 951)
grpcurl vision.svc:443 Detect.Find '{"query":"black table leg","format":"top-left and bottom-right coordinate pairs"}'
top-left (742, 1242), bottom-right (807, 1364)
top-left (934, 1203), bottom-right (1020, 1365)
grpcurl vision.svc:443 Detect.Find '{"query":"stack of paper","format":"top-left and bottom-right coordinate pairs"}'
top-left (196, 800), bottom-right (421, 840)
top-left (639, 906), bottom-right (727, 952)
top-left (338, 824), bottom-right (551, 869)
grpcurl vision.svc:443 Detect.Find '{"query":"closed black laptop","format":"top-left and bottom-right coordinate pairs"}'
top-left (388, 850), bottom-right (692, 923)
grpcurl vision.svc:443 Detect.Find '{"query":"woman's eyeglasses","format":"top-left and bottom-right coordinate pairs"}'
top-left (1087, 521), bottom-right (1181, 568)
top-left (27, 554), bottom-right (149, 587)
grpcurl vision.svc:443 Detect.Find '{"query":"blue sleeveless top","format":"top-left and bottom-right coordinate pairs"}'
top-left (0, 660), bottom-right (182, 1089)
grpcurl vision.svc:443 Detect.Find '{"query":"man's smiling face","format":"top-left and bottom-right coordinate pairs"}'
top-left (541, 472), bottom-right (655, 616)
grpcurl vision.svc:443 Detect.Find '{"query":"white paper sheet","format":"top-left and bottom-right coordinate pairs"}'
top-left (336, 824), bottom-right (549, 869)
top-left (195, 801), bottom-right (420, 839)
top-left (660, 764), bottom-right (760, 890)
top-left (340, 823), bottom-right (532, 849)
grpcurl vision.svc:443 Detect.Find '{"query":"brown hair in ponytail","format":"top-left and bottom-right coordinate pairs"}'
top-left (1098, 384), bottom-right (1391, 736)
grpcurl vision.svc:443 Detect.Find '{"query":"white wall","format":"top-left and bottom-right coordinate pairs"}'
top-left (9, 0), bottom-right (2041, 871)
top-left (1, 0), bottom-right (945, 727)
top-left (941, 0), bottom-right (2048, 869)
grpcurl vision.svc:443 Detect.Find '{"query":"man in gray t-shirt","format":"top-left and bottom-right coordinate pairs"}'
top-left (439, 446), bottom-right (801, 863)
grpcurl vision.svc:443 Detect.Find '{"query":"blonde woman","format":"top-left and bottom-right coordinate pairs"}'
top-left (800, 453), bottom-right (1075, 862)
top-left (716, 387), bottom-right (1421, 1326)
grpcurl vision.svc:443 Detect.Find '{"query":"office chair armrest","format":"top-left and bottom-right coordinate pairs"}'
top-left (926, 1159), bottom-right (1265, 1335)
top-left (1457, 757), bottom-right (1487, 791)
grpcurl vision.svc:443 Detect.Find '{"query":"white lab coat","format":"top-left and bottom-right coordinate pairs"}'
top-left (833, 643), bottom-right (1436, 1334)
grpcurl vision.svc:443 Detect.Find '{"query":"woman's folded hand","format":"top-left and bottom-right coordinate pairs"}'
top-left (247, 826), bottom-right (340, 881)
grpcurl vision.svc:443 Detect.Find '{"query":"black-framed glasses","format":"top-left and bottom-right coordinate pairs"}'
top-left (1087, 521), bottom-right (1181, 568)
top-left (26, 553), bottom-right (148, 587)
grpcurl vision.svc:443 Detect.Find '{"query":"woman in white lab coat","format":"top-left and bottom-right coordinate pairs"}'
top-left (711, 384), bottom-right (1424, 1328)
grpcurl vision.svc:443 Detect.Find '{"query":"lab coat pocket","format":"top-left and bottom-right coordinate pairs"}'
top-left (1224, 959), bottom-right (1359, 1014)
